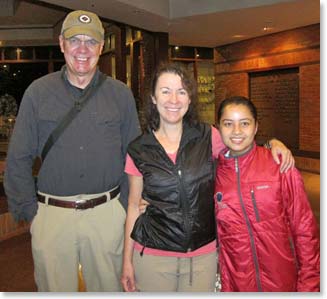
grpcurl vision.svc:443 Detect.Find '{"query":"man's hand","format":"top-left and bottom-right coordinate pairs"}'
top-left (139, 198), bottom-right (149, 214)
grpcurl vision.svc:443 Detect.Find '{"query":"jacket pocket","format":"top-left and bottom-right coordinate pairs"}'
top-left (250, 188), bottom-right (261, 222)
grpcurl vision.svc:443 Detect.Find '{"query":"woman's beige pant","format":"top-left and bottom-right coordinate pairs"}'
top-left (133, 250), bottom-right (217, 292)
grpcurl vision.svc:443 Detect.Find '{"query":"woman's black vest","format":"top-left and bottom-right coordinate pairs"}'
top-left (128, 122), bottom-right (216, 252)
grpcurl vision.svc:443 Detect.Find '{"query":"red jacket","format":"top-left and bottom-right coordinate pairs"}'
top-left (215, 143), bottom-right (320, 292)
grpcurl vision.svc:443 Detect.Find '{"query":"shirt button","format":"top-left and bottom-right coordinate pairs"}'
top-left (80, 146), bottom-right (84, 150)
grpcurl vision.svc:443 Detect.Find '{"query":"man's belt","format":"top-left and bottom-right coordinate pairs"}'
top-left (37, 186), bottom-right (120, 210)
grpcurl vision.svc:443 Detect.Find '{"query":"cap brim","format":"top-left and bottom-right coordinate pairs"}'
top-left (63, 27), bottom-right (103, 42)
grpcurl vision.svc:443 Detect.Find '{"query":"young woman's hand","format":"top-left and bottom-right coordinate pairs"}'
top-left (121, 261), bottom-right (137, 292)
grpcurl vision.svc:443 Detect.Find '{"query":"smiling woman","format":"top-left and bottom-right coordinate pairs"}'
top-left (121, 62), bottom-right (219, 292)
top-left (215, 96), bottom-right (320, 292)
top-left (218, 99), bottom-right (258, 156)
top-left (151, 73), bottom-right (190, 132)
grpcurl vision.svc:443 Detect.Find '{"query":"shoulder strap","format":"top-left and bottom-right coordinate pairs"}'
top-left (41, 73), bottom-right (107, 162)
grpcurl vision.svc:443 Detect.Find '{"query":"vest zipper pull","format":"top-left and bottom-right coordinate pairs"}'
top-left (140, 245), bottom-right (146, 257)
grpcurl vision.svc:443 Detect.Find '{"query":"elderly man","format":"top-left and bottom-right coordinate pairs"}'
top-left (4, 10), bottom-right (140, 291)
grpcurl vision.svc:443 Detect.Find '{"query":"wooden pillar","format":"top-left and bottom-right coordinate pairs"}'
top-left (113, 24), bottom-right (127, 83)
top-left (130, 41), bottom-right (140, 99)
top-left (154, 32), bottom-right (169, 66)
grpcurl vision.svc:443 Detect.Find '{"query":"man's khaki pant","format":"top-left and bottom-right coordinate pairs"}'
top-left (133, 250), bottom-right (217, 292)
top-left (30, 193), bottom-right (125, 292)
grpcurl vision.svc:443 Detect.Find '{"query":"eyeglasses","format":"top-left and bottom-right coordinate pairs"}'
top-left (65, 37), bottom-right (100, 49)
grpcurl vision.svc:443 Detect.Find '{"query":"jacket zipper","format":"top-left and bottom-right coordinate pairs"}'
top-left (154, 137), bottom-right (192, 252)
top-left (140, 213), bottom-right (148, 256)
top-left (178, 169), bottom-right (191, 251)
top-left (250, 189), bottom-right (260, 222)
top-left (235, 158), bottom-right (263, 291)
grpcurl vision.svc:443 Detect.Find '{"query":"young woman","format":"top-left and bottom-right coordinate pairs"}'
top-left (121, 64), bottom-right (294, 292)
top-left (215, 96), bottom-right (320, 292)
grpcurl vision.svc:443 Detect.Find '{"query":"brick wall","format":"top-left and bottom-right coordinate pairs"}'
top-left (214, 24), bottom-right (320, 172)
top-left (299, 64), bottom-right (320, 152)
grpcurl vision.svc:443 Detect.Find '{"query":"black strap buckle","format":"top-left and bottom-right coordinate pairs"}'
top-left (74, 101), bottom-right (82, 111)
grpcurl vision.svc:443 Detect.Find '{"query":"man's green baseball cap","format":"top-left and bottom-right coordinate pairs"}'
top-left (61, 10), bottom-right (104, 42)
